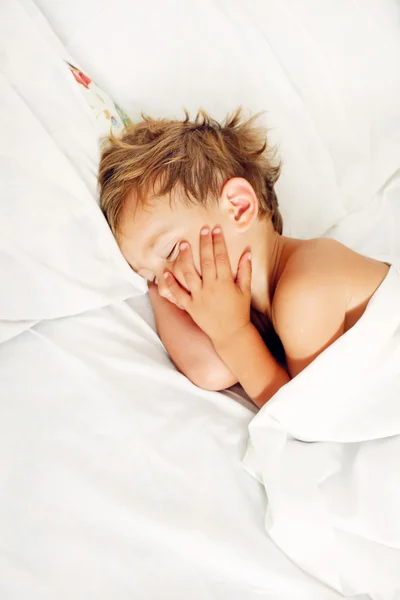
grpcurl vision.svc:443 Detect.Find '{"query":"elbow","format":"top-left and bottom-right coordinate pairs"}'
top-left (184, 362), bottom-right (238, 392)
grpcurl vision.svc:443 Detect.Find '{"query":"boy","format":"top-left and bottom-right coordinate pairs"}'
top-left (98, 109), bottom-right (389, 408)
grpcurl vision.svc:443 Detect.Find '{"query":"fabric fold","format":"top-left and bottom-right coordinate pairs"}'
top-left (243, 263), bottom-right (400, 598)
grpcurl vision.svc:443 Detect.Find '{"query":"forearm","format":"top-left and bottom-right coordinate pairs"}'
top-left (213, 323), bottom-right (290, 408)
top-left (148, 284), bottom-right (237, 390)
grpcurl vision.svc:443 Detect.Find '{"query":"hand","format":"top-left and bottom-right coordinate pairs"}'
top-left (154, 277), bottom-right (182, 308)
top-left (155, 256), bottom-right (191, 310)
top-left (162, 226), bottom-right (252, 345)
top-left (156, 270), bottom-right (188, 310)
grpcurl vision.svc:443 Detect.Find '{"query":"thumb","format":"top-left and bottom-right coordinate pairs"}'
top-left (236, 251), bottom-right (252, 294)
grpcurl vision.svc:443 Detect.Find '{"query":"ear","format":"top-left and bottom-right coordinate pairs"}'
top-left (219, 177), bottom-right (259, 231)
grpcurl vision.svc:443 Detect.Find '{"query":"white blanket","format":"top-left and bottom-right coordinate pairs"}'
top-left (243, 263), bottom-right (400, 599)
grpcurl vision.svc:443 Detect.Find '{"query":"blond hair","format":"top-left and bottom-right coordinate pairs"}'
top-left (98, 108), bottom-right (282, 236)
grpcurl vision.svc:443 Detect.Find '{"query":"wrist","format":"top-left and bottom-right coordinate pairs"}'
top-left (212, 322), bottom-right (256, 356)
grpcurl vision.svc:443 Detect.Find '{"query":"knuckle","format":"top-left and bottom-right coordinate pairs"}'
top-left (202, 258), bottom-right (214, 269)
top-left (165, 278), bottom-right (176, 291)
top-left (175, 257), bottom-right (186, 271)
top-left (180, 256), bottom-right (192, 270)
top-left (215, 253), bottom-right (228, 263)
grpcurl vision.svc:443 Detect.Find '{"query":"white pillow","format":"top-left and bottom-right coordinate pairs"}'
top-left (34, 0), bottom-right (400, 239)
top-left (0, 1), bottom-right (145, 343)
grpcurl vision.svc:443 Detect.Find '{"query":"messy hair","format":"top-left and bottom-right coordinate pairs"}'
top-left (98, 108), bottom-right (282, 236)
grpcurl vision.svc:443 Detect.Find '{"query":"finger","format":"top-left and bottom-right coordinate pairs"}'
top-left (212, 227), bottom-right (232, 280)
top-left (163, 271), bottom-right (191, 310)
top-left (199, 226), bottom-right (216, 284)
top-left (157, 276), bottom-right (178, 305)
top-left (176, 242), bottom-right (202, 292)
top-left (171, 266), bottom-right (188, 291)
top-left (170, 259), bottom-right (192, 293)
top-left (236, 251), bottom-right (252, 294)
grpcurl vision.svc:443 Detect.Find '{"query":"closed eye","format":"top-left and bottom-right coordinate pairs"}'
top-left (166, 243), bottom-right (178, 261)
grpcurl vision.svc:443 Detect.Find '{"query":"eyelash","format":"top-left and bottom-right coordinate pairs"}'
top-left (166, 243), bottom-right (178, 261)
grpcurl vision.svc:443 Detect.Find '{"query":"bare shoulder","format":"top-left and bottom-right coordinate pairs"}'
top-left (272, 238), bottom-right (351, 316)
top-left (272, 237), bottom-right (388, 317)
top-left (271, 238), bottom-right (389, 375)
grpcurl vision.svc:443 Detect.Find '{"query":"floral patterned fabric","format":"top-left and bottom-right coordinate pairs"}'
top-left (67, 62), bottom-right (132, 133)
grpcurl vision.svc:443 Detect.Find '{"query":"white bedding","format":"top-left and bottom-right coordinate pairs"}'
top-left (0, 0), bottom-right (144, 341)
top-left (0, 295), bottom-right (345, 600)
top-left (1, 0), bottom-right (400, 598)
top-left (243, 263), bottom-right (400, 599)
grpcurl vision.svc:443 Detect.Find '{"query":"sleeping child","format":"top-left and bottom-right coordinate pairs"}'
top-left (98, 109), bottom-right (389, 408)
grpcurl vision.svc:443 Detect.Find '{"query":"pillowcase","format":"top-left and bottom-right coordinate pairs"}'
top-left (0, 1), bottom-right (145, 344)
top-left (67, 61), bottom-right (132, 134)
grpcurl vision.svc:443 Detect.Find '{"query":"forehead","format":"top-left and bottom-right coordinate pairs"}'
top-left (119, 189), bottom-right (183, 238)
top-left (118, 187), bottom-right (215, 240)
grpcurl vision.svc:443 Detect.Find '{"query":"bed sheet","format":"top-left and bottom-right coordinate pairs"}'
top-left (326, 168), bottom-right (400, 258)
top-left (0, 294), bottom-right (348, 600)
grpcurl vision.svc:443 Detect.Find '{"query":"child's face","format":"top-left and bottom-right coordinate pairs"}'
top-left (118, 189), bottom-right (247, 285)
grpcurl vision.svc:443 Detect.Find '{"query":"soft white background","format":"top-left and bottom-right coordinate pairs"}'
top-left (1, 0), bottom-right (399, 598)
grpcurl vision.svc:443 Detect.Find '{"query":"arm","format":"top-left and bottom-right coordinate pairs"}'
top-left (162, 227), bottom-right (289, 408)
top-left (213, 324), bottom-right (289, 408)
top-left (148, 283), bottom-right (238, 391)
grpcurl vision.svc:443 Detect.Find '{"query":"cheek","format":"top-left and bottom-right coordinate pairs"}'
top-left (226, 246), bottom-right (240, 277)
top-left (217, 239), bottom-right (241, 278)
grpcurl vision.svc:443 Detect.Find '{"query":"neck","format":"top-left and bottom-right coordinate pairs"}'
top-left (250, 220), bottom-right (285, 316)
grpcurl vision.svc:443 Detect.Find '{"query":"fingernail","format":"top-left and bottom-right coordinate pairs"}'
top-left (247, 253), bottom-right (252, 261)
top-left (180, 242), bottom-right (188, 251)
top-left (212, 227), bottom-right (221, 235)
top-left (200, 227), bottom-right (210, 236)
top-left (163, 272), bottom-right (170, 280)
